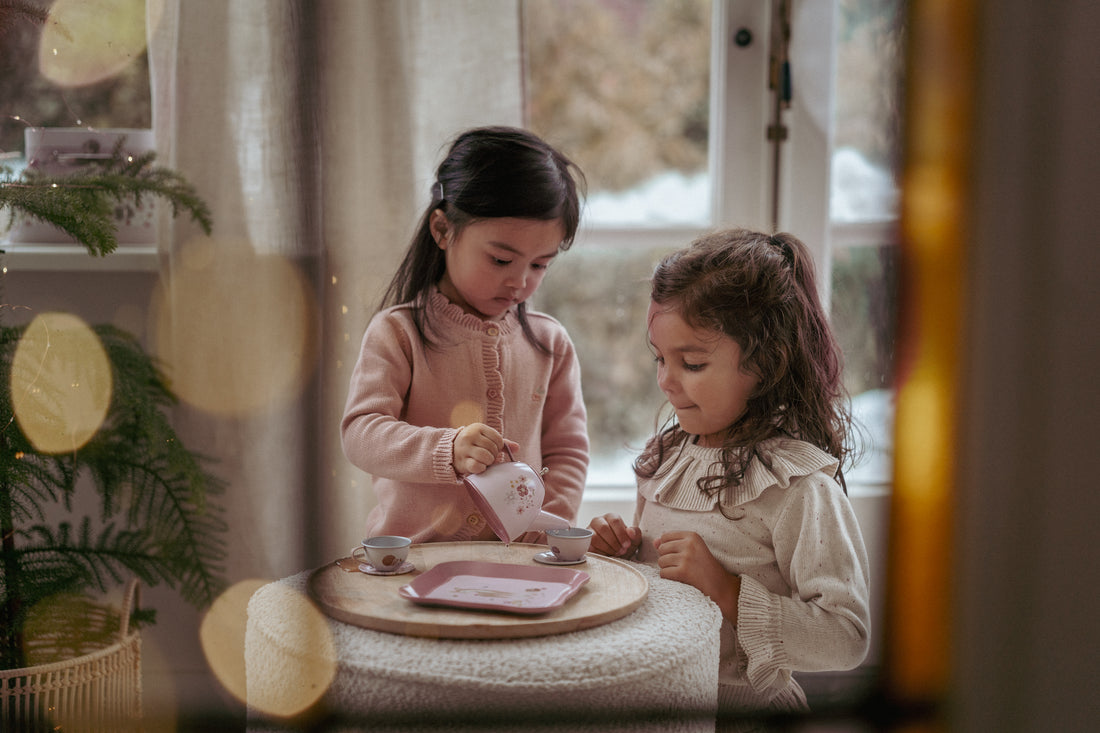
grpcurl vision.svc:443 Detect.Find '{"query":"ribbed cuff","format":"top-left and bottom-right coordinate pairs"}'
top-left (736, 575), bottom-right (788, 692)
top-left (433, 427), bottom-right (462, 483)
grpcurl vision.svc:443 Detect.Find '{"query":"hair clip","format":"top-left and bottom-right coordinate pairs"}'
top-left (436, 181), bottom-right (445, 201)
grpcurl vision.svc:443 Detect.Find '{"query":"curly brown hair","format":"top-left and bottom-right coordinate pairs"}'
top-left (633, 228), bottom-right (855, 500)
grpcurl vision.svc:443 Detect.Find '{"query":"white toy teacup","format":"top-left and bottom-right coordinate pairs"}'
top-left (462, 446), bottom-right (569, 543)
top-left (351, 535), bottom-right (411, 572)
top-left (546, 527), bottom-right (594, 562)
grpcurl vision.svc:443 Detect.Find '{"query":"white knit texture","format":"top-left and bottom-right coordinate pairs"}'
top-left (246, 564), bottom-right (722, 731)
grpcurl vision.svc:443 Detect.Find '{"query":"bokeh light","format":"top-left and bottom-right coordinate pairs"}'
top-left (11, 312), bottom-right (112, 454)
top-left (198, 579), bottom-right (270, 706)
top-left (39, 0), bottom-right (153, 88)
top-left (230, 581), bottom-right (336, 718)
top-left (151, 237), bottom-right (318, 417)
top-left (449, 400), bottom-right (484, 428)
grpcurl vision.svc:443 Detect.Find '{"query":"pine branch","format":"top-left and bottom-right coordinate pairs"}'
top-left (0, 326), bottom-right (76, 522)
top-left (85, 325), bottom-right (228, 605)
top-left (0, 174), bottom-right (118, 253)
top-left (0, 139), bottom-right (213, 256)
top-left (0, 322), bottom-right (228, 660)
top-left (5, 521), bottom-right (179, 614)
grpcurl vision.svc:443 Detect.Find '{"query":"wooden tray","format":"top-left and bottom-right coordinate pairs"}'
top-left (306, 541), bottom-right (648, 639)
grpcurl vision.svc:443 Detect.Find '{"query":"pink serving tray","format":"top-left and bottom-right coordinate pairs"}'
top-left (398, 560), bottom-right (589, 614)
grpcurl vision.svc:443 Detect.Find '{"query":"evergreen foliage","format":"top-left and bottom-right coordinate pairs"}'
top-left (0, 324), bottom-right (227, 670)
top-left (0, 140), bottom-right (212, 256)
top-left (0, 135), bottom-right (223, 671)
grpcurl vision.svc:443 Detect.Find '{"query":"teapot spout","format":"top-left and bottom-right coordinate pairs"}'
top-left (527, 510), bottom-right (570, 533)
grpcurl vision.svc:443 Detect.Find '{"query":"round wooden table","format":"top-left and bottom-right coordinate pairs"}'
top-left (308, 541), bottom-right (650, 639)
top-left (245, 542), bottom-right (723, 732)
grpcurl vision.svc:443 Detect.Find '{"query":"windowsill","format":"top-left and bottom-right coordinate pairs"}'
top-left (0, 242), bottom-right (159, 272)
top-left (584, 481), bottom-right (891, 498)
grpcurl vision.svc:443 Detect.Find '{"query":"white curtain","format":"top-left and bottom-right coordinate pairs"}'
top-left (145, 0), bottom-right (523, 717)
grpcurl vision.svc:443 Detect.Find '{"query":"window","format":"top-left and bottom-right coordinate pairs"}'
top-left (523, 0), bottom-right (903, 490)
top-left (1, 0), bottom-right (153, 267)
top-left (0, 0), bottom-right (151, 161)
top-left (522, 0), bottom-right (712, 227)
top-left (522, 0), bottom-right (712, 484)
top-left (827, 0), bottom-right (904, 489)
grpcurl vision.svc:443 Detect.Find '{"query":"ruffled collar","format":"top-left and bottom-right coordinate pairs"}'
top-left (638, 437), bottom-right (839, 511)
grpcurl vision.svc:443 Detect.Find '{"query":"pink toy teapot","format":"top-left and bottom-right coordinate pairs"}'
top-left (462, 445), bottom-right (569, 543)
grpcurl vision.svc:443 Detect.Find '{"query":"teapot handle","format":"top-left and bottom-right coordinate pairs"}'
top-left (501, 443), bottom-right (548, 475)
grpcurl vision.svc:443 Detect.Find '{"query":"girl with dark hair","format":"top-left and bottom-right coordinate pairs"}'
top-left (341, 126), bottom-right (589, 544)
top-left (589, 229), bottom-right (870, 725)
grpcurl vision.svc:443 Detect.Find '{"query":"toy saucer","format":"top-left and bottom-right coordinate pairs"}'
top-left (533, 551), bottom-right (587, 566)
top-left (359, 560), bottom-right (415, 576)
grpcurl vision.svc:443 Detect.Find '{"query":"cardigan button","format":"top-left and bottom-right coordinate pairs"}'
top-left (487, 327), bottom-right (499, 337)
top-left (487, 388), bottom-right (498, 398)
top-left (466, 513), bottom-right (481, 526)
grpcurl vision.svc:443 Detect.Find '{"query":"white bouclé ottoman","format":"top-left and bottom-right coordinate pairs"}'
top-left (246, 562), bottom-right (722, 732)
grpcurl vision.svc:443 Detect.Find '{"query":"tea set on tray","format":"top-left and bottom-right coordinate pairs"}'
top-left (346, 448), bottom-right (597, 614)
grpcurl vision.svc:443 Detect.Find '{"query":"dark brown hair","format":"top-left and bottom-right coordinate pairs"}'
top-left (634, 228), bottom-right (855, 499)
top-left (378, 126), bottom-right (585, 352)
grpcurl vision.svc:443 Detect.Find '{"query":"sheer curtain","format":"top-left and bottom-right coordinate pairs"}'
top-left (146, 0), bottom-right (523, 716)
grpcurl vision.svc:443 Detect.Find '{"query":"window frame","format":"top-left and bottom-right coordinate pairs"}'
top-left (544, 1), bottom-right (894, 497)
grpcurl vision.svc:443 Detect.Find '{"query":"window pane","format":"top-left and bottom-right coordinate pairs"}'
top-left (830, 0), bottom-right (905, 222)
top-left (830, 240), bottom-right (898, 485)
top-left (0, 0), bottom-right (151, 158)
top-left (523, 0), bottom-right (713, 484)
top-left (522, 0), bottom-right (712, 226)
top-left (533, 246), bottom-right (673, 483)
top-left (830, 0), bottom-right (906, 487)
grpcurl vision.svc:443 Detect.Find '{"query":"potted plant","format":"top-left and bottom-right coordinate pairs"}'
top-left (0, 136), bottom-right (226, 728)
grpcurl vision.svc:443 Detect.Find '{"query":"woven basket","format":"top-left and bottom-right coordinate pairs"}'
top-left (0, 579), bottom-right (143, 732)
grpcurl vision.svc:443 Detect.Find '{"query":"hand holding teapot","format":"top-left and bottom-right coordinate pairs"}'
top-left (460, 434), bottom-right (569, 544)
top-left (453, 423), bottom-right (517, 475)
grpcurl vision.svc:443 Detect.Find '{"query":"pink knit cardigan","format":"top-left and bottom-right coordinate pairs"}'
top-left (341, 289), bottom-right (589, 543)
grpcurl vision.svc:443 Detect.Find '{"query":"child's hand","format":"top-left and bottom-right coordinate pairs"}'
top-left (588, 513), bottom-right (642, 558)
top-left (453, 423), bottom-right (508, 475)
top-left (654, 531), bottom-right (741, 623)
